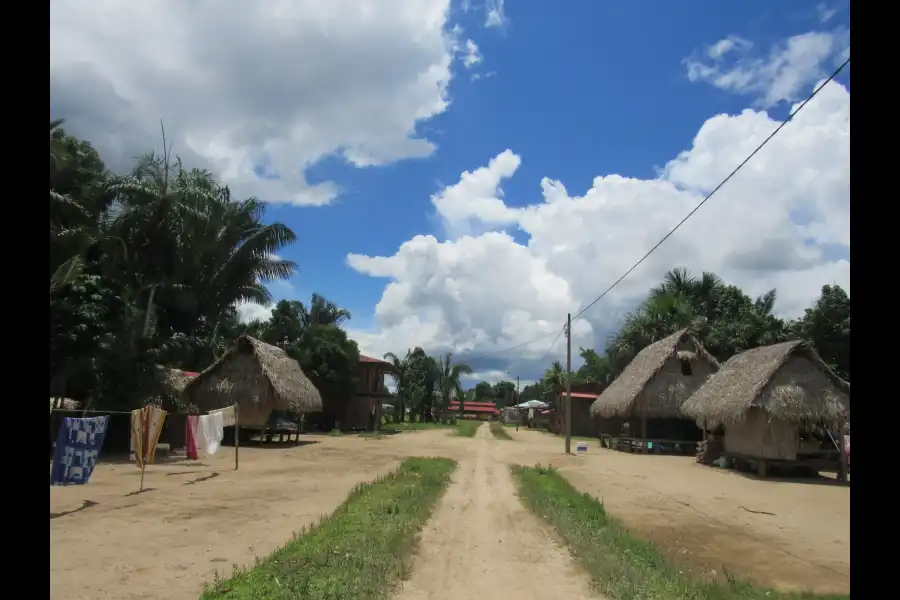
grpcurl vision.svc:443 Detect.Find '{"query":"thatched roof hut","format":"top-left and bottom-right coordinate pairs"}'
top-left (681, 340), bottom-right (849, 428)
top-left (183, 336), bottom-right (323, 427)
top-left (590, 329), bottom-right (720, 419)
top-left (162, 368), bottom-right (196, 395)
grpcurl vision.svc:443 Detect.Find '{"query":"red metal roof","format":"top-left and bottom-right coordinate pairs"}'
top-left (359, 354), bottom-right (391, 365)
top-left (567, 392), bottom-right (598, 399)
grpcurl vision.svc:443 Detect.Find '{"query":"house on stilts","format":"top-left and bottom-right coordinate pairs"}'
top-left (681, 340), bottom-right (850, 481)
top-left (589, 329), bottom-right (719, 454)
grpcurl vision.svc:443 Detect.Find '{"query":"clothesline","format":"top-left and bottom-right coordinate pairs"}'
top-left (50, 404), bottom-right (241, 489)
top-left (50, 408), bottom-right (213, 416)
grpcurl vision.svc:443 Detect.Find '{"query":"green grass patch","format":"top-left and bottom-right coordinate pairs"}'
top-left (453, 419), bottom-right (482, 437)
top-left (382, 421), bottom-right (454, 432)
top-left (489, 421), bottom-right (513, 440)
top-left (510, 464), bottom-right (849, 600)
top-left (201, 457), bottom-right (457, 600)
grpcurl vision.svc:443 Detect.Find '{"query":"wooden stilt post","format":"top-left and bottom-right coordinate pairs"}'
top-left (234, 404), bottom-right (240, 471)
top-left (837, 418), bottom-right (848, 484)
top-left (641, 416), bottom-right (648, 453)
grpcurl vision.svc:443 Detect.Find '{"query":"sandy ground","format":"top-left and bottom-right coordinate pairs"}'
top-left (51, 424), bottom-right (850, 599)
top-left (497, 428), bottom-right (850, 595)
top-left (50, 433), bottom-right (466, 600)
top-left (392, 424), bottom-right (597, 600)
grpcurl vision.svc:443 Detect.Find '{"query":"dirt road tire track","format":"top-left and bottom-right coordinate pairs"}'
top-left (392, 424), bottom-right (599, 600)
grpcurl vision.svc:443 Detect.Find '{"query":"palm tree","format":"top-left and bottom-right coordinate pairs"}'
top-left (300, 294), bottom-right (352, 329)
top-left (384, 351), bottom-right (410, 422)
top-left (435, 352), bottom-right (473, 418)
top-left (754, 289), bottom-right (778, 316)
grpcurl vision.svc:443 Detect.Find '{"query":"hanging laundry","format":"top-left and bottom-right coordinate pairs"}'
top-left (185, 415), bottom-right (200, 460)
top-left (130, 406), bottom-right (167, 469)
top-left (50, 416), bottom-right (109, 486)
top-left (210, 405), bottom-right (236, 428)
top-left (198, 411), bottom-right (224, 456)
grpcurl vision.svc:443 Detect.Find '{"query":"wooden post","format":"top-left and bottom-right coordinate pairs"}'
top-left (564, 313), bottom-right (572, 454)
top-left (515, 376), bottom-right (520, 432)
top-left (234, 404), bottom-right (240, 471)
top-left (837, 418), bottom-right (848, 484)
top-left (641, 416), bottom-right (648, 453)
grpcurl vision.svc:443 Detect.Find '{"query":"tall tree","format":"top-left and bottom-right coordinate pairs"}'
top-left (792, 285), bottom-right (850, 380)
top-left (433, 352), bottom-right (473, 418)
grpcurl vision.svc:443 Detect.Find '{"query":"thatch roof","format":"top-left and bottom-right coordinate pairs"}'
top-left (183, 336), bottom-right (323, 414)
top-left (681, 340), bottom-right (849, 427)
top-left (162, 368), bottom-right (195, 394)
top-left (50, 397), bottom-right (81, 410)
top-left (590, 329), bottom-right (720, 419)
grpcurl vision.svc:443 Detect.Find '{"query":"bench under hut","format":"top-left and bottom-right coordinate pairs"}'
top-left (681, 340), bottom-right (849, 480)
top-left (183, 336), bottom-right (323, 443)
top-left (590, 329), bottom-right (719, 454)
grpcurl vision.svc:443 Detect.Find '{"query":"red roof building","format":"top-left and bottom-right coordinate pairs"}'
top-left (447, 402), bottom-right (500, 415)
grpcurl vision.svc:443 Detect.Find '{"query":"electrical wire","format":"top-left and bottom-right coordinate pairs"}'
top-left (471, 55), bottom-right (849, 363)
top-left (571, 56), bottom-right (850, 324)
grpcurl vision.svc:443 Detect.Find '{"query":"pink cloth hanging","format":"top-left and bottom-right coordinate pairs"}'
top-left (185, 415), bottom-right (199, 460)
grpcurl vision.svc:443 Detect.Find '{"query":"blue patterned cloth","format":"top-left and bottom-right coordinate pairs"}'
top-left (50, 416), bottom-right (109, 486)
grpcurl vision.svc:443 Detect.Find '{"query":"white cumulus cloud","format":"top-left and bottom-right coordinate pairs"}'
top-left (685, 29), bottom-right (849, 107)
top-left (346, 81), bottom-right (850, 377)
top-left (50, 0), bottom-right (463, 206)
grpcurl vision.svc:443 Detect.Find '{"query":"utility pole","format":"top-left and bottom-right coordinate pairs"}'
top-left (565, 313), bottom-right (572, 454)
top-left (515, 376), bottom-right (520, 432)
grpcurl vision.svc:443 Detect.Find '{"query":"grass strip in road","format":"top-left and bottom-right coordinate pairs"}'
top-left (510, 464), bottom-right (849, 600)
top-left (382, 421), bottom-right (454, 432)
top-left (489, 421), bottom-right (513, 440)
top-left (453, 419), bottom-right (482, 437)
top-left (201, 457), bottom-right (457, 600)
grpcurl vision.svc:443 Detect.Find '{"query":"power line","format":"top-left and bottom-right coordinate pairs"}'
top-left (538, 324), bottom-right (566, 362)
top-left (571, 55), bottom-right (850, 324)
top-left (475, 55), bottom-right (849, 363)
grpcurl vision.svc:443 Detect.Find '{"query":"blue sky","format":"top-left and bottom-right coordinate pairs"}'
top-left (51, 0), bottom-right (851, 385)
top-left (268, 1), bottom-right (849, 359)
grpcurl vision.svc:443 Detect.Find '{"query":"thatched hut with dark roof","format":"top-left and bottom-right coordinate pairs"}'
top-left (590, 329), bottom-right (720, 448)
top-left (681, 340), bottom-right (849, 465)
top-left (183, 336), bottom-right (323, 428)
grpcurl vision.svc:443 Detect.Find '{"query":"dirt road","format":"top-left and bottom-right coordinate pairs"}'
top-left (51, 424), bottom-right (849, 598)
top-left (392, 424), bottom-right (597, 600)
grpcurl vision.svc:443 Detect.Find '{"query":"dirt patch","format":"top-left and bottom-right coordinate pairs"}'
top-left (51, 425), bottom-right (850, 598)
top-left (50, 431), bottom-right (468, 600)
top-left (499, 429), bottom-right (850, 595)
top-left (393, 424), bottom-right (598, 600)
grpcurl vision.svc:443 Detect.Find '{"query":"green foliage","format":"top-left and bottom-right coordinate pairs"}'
top-left (49, 122), bottom-right (299, 408)
top-left (287, 325), bottom-right (360, 405)
top-left (201, 458), bottom-right (457, 600)
top-left (473, 381), bottom-right (493, 401)
top-left (491, 380), bottom-right (517, 407)
top-left (541, 268), bottom-right (850, 395)
top-left (791, 285), bottom-right (850, 380)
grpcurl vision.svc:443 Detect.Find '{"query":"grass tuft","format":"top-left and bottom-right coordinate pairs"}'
top-left (453, 419), bottom-right (481, 438)
top-left (510, 464), bottom-right (849, 600)
top-left (489, 421), bottom-right (513, 440)
top-left (380, 421), bottom-right (455, 433)
top-left (200, 457), bottom-right (457, 600)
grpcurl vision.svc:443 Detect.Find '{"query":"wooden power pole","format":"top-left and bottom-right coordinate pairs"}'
top-left (515, 376), bottom-right (520, 432)
top-left (565, 312), bottom-right (572, 454)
